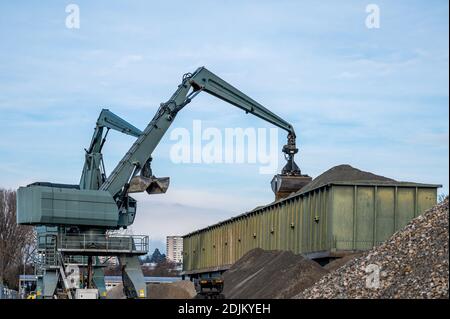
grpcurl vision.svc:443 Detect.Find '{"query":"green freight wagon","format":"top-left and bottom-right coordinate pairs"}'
top-left (182, 166), bottom-right (440, 278)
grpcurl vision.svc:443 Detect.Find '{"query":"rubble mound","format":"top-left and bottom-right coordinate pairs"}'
top-left (223, 248), bottom-right (328, 299)
top-left (296, 198), bottom-right (449, 299)
top-left (299, 164), bottom-right (395, 193)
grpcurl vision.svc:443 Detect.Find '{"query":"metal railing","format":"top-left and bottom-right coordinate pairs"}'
top-left (57, 234), bottom-right (149, 255)
top-left (63, 255), bottom-right (98, 265)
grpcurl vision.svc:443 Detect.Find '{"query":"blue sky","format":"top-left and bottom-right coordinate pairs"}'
top-left (0, 1), bottom-right (448, 253)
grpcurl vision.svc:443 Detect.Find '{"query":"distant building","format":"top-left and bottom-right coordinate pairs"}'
top-left (166, 236), bottom-right (183, 264)
top-left (142, 262), bottom-right (157, 269)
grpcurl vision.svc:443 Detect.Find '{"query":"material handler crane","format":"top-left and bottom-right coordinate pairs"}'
top-left (17, 67), bottom-right (308, 298)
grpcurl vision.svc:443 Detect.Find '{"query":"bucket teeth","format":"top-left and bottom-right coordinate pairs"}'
top-left (128, 176), bottom-right (170, 194)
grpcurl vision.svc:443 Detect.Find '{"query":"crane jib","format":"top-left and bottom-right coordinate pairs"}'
top-left (100, 67), bottom-right (299, 198)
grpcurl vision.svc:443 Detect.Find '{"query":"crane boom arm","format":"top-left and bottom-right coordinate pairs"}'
top-left (86, 109), bottom-right (143, 155)
top-left (80, 109), bottom-right (143, 190)
top-left (100, 67), bottom-right (299, 198)
top-left (189, 67), bottom-right (295, 136)
top-left (97, 109), bottom-right (143, 137)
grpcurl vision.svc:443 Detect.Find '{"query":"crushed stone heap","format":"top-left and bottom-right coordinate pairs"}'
top-left (223, 248), bottom-right (328, 299)
top-left (296, 198), bottom-right (449, 299)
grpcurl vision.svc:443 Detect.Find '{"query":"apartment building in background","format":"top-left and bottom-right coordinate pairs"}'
top-left (166, 236), bottom-right (183, 264)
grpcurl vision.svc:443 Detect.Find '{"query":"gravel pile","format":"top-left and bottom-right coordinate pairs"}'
top-left (296, 198), bottom-right (449, 299)
top-left (147, 280), bottom-right (196, 299)
top-left (223, 248), bottom-right (328, 299)
top-left (299, 164), bottom-right (395, 193)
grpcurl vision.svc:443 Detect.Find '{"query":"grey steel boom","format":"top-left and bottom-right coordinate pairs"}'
top-left (101, 67), bottom-right (300, 201)
top-left (80, 108), bottom-right (143, 190)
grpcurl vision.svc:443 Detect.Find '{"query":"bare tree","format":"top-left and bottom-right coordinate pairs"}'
top-left (0, 189), bottom-right (35, 289)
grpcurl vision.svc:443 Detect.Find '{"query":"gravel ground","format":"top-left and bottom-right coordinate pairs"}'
top-left (296, 198), bottom-right (449, 299)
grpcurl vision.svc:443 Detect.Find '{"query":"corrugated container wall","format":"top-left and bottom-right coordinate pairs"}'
top-left (183, 182), bottom-right (439, 274)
